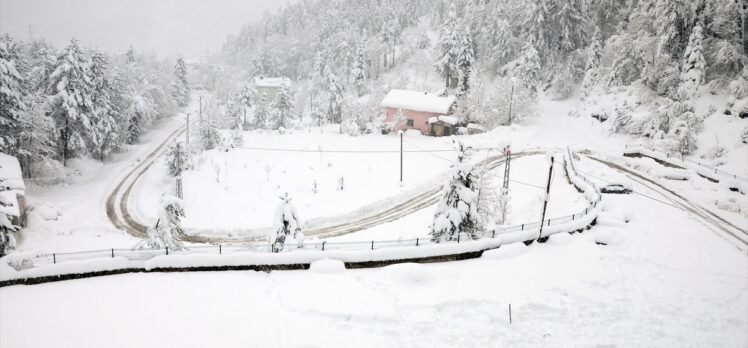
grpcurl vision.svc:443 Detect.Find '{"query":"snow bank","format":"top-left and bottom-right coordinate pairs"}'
top-left (624, 145), bottom-right (747, 183)
top-left (309, 258), bottom-right (345, 273)
top-left (481, 242), bottom-right (527, 260)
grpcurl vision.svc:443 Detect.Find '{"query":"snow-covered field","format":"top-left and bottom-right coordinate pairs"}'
top-left (2, 182), bottom-right (746, 347)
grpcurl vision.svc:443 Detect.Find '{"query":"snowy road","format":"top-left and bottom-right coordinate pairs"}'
top-left (587, 155), bottom-right (748, 251)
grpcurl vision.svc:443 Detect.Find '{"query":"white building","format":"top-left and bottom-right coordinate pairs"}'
top-left (254, 75), bottom-right (292, 101)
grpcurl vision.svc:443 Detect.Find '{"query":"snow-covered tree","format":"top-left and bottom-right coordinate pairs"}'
top-left (655, 0), bottom-right (689, 59)
top-left (435, 4), bottom-right (461, 89)
top-left (741, 125), bottom-right (748, 144)
top-left (607, 34), bottom-right (645, 87)
top-left (610, 101), bottom-right (634, 134)
top-left (172, 57), bottom-right (190, 107)
top-left (580, 27), bottom-right (603, 100)
top-left (134, 197), bottom-right (186, 251)
top-left (327, 70), bottom-right (343, 124)
top-left (416, 32), bottom-right (431, 49)
top-left (0, 34), bottom-right (25, 155)
top-left (125, 94), bottom-right (155, 144)
top-left (89, 50), bottom-right (120, 161)
top-left (456, 28), bottom-right (475, 99)
top-left (271, 85), bottom-right (294, 129)
top-left (200, 119), bottom-right (221, 150)
top-left (488, 18), bottom-right (516, 70)
top-left (165, 141), bottom-right (190, 176)
top-left (430, 142), bottom-right (480, 242)
top-left (268, 193), bottom-right (303, 252)
top-left (254, 93), bottom-right (270, 129)
top-left (523, 0), bottom-right (551, 55)
top-left (644, 54), bottom-right (680, 98)
top-left (552, 0), bottom-right (589, 53)
top-left (678, 25), bottom-right (706, 100)
top-left (550, 61), bottom-right (574, 100)
top-left (351, 42), bottom-right (367, 96)
top-left (514, 42), bottom-right (541, 98)
top-left (47, 38), bottom-right (95, 166)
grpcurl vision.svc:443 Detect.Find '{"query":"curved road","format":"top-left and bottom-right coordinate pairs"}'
top-left (106, 128), bottom-right (539, 244)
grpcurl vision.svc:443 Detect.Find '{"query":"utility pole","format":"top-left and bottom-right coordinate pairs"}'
top-left (399, 130), bottom-right (404, 184)
top-left (507, 77), bottom-right (516, 126)
top-left (537, 156), bottom-right (554, 241)
top-left (185, 113), bottom-right (190, 145)
top-left (501, 145), bottom-right (512, 224)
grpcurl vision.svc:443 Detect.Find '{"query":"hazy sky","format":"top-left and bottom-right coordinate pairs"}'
top-left (0, 0), bottom-right (292, 58)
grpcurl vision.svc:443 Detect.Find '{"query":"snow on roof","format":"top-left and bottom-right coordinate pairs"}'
top-left (381, 89), bottom-right (457, 114)
top-left (0, 153), bottom-right (24, 193)
top-left (428, 115), bottom-right (459, 125)
top-left (254, 76), bottom-right (292, 88)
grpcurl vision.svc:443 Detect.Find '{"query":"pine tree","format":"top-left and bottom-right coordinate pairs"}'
top-left (580, 27), bottom-right (603, 100)
top-left (514, 42), bottom-right (541, 98)
top-left (669, 119), bottom-right (697, 157)
top-left (89, 50), bottom-right (119, 161)
top-left (47, 38), bottom-right (95, 166)
top-left (435, 4), bottom-right (461, 89)
top-left (125, 94), bottom-right (155, 144)
top-left (655, 0), bottom-right (689, 59)
top-left (553, 0), bottom-right (589, 53)
top-left (457, 28), bottom-right (475, 99)
top-left (678, 25), bottom-right (706, 100)
top-left (327, 70), bottom-right (343, 124)
top-left (489, 18), bottom-right (515, 69)
top-left (351, 42), bottom-right (367, 96)
top-left (254, 93), bottom-right (270, 129)
top-left (172, 57), bottom-right (190, 107)
top-left (430, 142), bottom-right (480, 242)
top-left (0, 34), bottom-right (25, 155)
top-left (165, 141), bottom-right (190, 176)
top-left (610, 101), bottom-right (634, 134)
top-left (200, 119), bottom-right (221, 151)
top-left (523, 0), bottom-right (551, 55)
top-left (271, 85), bottom-right (294, 129)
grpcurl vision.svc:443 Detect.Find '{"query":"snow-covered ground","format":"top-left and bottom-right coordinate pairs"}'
top-left (2, 181), bottom-right (746, 347)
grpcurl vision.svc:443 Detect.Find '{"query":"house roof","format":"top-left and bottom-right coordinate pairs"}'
top-left (428, 115), bottom-right (459, 125)
top-left (254, 76), bottom-right (292, 88)
top-left (381, 89), bottom-right (457, 114)
top-left (0, 153), bottom-right (24, 193)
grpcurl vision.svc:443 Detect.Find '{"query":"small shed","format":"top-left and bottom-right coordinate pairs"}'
top-left (0, 153), bottom-right (26, 227)
top-left (381, 89), bottom-right (457, 135)
top-left (254, 75), bottom-right (292, 100)
top-left (428, 115), bottom-right (459, 136)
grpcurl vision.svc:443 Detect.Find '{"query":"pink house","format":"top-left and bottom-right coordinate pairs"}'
top-left (381, 89), bottom-right (457, 135)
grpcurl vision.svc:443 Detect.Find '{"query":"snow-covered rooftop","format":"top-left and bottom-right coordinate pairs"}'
top-left (0, 153), bottom-right (24, 193)
top-left (428, 115), bottom-right (459, 125)
top-left (254, 76), bottom-right (292, 88)
top-left (381, 90), bottom-right (457, 114)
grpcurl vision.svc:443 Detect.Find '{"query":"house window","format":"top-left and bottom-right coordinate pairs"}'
top-left (406, 119), bottom-right (414, 127)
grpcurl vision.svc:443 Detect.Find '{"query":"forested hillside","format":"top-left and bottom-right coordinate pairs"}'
top-left (214, 0), bottom-right (747, 156)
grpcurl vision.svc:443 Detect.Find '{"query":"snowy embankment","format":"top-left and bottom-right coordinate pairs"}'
top-left (623, 144), bottom-right (748, 187)
top-left (0, 152), bottom-right (602, 285)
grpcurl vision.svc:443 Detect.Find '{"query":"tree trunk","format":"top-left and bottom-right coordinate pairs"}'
top-left (743, 0), bottom-right (747, 55)
top-left (62, 118), bottom-right (68, 167)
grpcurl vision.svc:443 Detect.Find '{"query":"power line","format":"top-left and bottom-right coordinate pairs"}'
top-left (233, 145), bottom-right (501, 154)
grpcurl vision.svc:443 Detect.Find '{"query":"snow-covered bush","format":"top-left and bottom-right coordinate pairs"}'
top-left (667, 119), bottom-right (697, 157)
top-left (549, 62), bottom-right (574, 101)
top-left (165, 141), bottom-right (190, 177)
top-left (134, 197), bottom-right (186, 251)
top-left (267, 193), bottom-right (303, 252)
top-left (741, 126), bottom-right (748, 144)
top-left (430, 142), bottom-right (480, 242)
top-left (230, 128), bottom-right (244, 147)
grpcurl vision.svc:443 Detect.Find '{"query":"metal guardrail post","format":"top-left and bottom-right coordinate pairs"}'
top-left (322, 241), bottom-right (326, 251)
top-left (219, 245), bottom-right (222, 254)
top-left (416, 238), bottom-right (419, 246)
top-left (53, 253), bottom-right (56, 264)
top-left (371, 241), bottom-right (374, 250)
top-left (166, 247), bottom-right (169, 255)
top-left (111, 249), bottom-right (114, 258)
